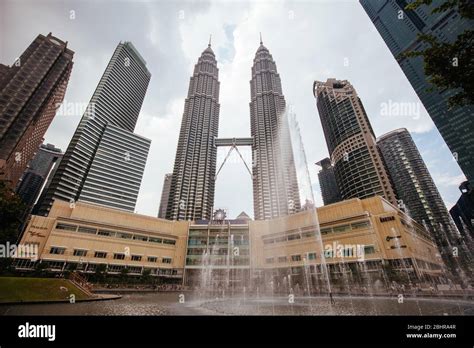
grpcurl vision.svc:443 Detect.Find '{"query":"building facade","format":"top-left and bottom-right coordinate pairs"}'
top-left (0, 33), bottom-right (74, 188)
top-left (316, 157), bottom-right (342, 205)
top-left (17, 196), bottom-right (444, 288)
top-left (158, 173), bottom-right (172, 219)
top-left (166, 42), bottom-right (220, 221)
top-left (18, 200), bottom-right (189, 281)
top-left (250, 39), bottom-right (301, 220)
top-left (16, 143), bottom-right (63, 212)
top-left (360, 0), bottom-right (474, 186)
top-left (37, 41), bottom-right (151, 215)
top-left (314, 79), bottom-right (397, 205)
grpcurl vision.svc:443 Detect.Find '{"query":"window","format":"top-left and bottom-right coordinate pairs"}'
top-left (291, 254), bottom-right (302, 262)
top-left (73, 249), bottom-right (87, 257)
top-left (364, 245), bottom-right (376, 255)
top-left (131, 255), bottom-right (142, 261)
top-left (163, 239), bottom-right (176, 245)
top-left (117, 232), bottom-right (132, 239)
top-left (162, 257), bottom-right (172, 264)
top-left (307, 252), bottom-right (317, 260)
top-left (78, 226), bottom-right (97, 234)
top-left (55, 223), bottom-right (77, 231)
top-left (149, 237), bottom-right (162, 244)
top-left (320, 228), bottom-right (332, 235)
top-left (98, 230), bottom-right (115, 237)
top-left (50, 247), bottom-right (65, 255)
top-left (263, 239), bottom-right (274, 245)
top-left (114, 253), bottom-right (125, 260)
top-left (277, 256), bottom-right (287, 263)
top-left (288, 234), bottom-right (301, 241)
top-left (302, 231), bottom-right (315, 238)
top-left (351, 221), bottom-right (370, 230)
top-left (333, 225), bottom-right (350, 233)
top-left (94, 251), bottom-right (107, 258)
top-left (133, 235), bottom-right (148, 242)
top-left (265, 257), bottom-right (274, 264)
top-left (147, 256), bottom-right (158, 263)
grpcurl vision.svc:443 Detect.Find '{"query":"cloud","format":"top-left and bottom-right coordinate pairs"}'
top-left (2, 0), bottom-right (463, 218)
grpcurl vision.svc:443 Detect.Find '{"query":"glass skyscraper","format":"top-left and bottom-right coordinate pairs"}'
top-left (360, 0), bottom-right (474, 185)
top-left (37, 42), bottom-right (151, 214)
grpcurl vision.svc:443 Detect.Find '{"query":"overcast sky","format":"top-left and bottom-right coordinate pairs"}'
top-left (0, 0), bottom-right (466, 218)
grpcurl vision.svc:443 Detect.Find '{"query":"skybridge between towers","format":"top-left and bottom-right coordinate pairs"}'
top-left (214, 137), bottom-right (253, 179)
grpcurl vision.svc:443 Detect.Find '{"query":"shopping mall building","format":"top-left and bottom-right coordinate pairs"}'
top-left (16, 196), bottom-right (445, 289)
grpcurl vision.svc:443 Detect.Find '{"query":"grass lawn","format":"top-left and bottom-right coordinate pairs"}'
top-left (0, 277), bottom-right (91, 303)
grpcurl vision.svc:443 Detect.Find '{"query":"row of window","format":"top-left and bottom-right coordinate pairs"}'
top-left (49, 247), bottom-right (172, 264)
top-left (55, 222), bottom-right (177, 245)
top-left (265, 252), bottom-right (317, 264)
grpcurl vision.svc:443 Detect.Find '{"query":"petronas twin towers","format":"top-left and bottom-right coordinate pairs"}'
top-left (165, 38), bottom-right (300, 221)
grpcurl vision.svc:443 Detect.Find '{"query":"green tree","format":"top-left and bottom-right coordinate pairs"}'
top-left (401, 0), bottom-right (474, 107)
top-left (0, 181), bottom-right (27, 245)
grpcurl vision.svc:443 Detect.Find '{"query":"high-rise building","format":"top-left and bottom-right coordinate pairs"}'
top-left (16, 143), bottom-right (63, 212)
top-left (316, 157), bottom-right (341, 205)
top-left (0, 33), bottom-right (74, 188)
top-left (166, 41), bottom-right (220, 221)
top-left (377, 128), bottom-right (465, 271)
top-left (360, 0), bottom-right (474, 186)
top-left (314, 79), bottom-right (397, 205)
top-left (158, 173), bottom-right (172, 219)
top-left (250, 38), bottom-right (300, 220)
top-left (37, 41), bottom-right (151, 215)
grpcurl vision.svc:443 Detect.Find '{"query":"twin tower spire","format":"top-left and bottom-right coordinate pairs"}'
top-left (165, 34), bottom-right (300, 221)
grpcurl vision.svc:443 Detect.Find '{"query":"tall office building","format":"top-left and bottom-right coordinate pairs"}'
top-left (250, 38), bottom-right (300, 220)
top-left (37, 42), bottom-right (151, 215)
top-left (16, 143), bottom-right (63, 212)
top-left (314, 79), bottom-right (397, 205)
top-left (158, 173), bottom-right (172, 219)
top-left (360, 0), bottom-right (474, 186)
top-left (316, 157), bottom-right (342, 205)
top-left (377, 128), bottom-right (466, 271)
top-left (0, 33), bottom-right (74, 188)
top-left (166, 41), bottom-right (220, 221)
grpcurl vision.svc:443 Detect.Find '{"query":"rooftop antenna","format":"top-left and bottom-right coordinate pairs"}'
top-left (208, 34), bottom-right (212, 47)
top-left (260, 32), bottom-right (263, 45)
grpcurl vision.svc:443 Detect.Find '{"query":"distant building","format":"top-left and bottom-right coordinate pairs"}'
top-left (360, 0), bottom-right (474, 186)
top-left (316, 158), bottom-right (341, 205)
top-left (313, 79), bottom-right (397, 205)
top-left (0, 33), bottom-right (74, 188)
top-left (37, 41), bottom-right (151, 215)
top-left (16, 143), bottom-right (63, 213)
top-left (158, 173), bottom-right (172, 219)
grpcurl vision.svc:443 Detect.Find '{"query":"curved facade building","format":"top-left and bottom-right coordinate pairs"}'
top-left (166, 43), bottom-right (220, 221)
top-left (314, 79), bottom-right (397, 206)
top-left (250, 39), bottom-right (300, 220)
